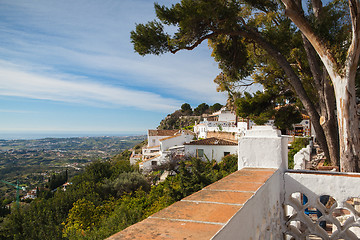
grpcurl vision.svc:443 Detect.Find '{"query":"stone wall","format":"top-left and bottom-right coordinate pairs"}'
top-left (207, 131), bottom-right (236, 141)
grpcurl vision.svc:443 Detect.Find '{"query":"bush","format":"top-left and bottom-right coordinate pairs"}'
top-left (102, 172), bottom-right (150, 198)
top-left (288, 137), bottom-right (310, 169)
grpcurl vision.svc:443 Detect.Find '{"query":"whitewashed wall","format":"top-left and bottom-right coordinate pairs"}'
top-left (238, 126), bottom-right (288, 169)
top-left (147, 135), bottom-right (166, 147)
top-left (212, 169), bottom-right (284, 239)
top-left (160, 134), bottom-right (193, 151)
top-left (184, 144), bottom-right (238, 162)
top-left (218, 111), bottom-right (236, 122)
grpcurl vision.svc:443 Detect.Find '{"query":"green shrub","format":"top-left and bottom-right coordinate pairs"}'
top-left (288, 137), bottom-right (310, 169)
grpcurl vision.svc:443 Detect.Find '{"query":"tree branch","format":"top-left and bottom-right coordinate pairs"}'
top-left (311, 0), bottom-right (323, 17)
top-left (301, 34), bottom-right (322, 91)
top-left (280, 0), bottom-right (339, 79)
top-left (239, 26), bottom-right (331, 161)
top-left (169, 32), bottom-right (218, 54)
top-left (346, 0), bottom-right (360, 76)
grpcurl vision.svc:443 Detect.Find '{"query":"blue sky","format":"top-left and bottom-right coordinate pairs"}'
top-left (0, 0), bottom-right (244, 137)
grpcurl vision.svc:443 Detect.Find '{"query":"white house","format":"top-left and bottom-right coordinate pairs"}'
top-left (129, 151), bottom-right (142, 165)
top-left (139, 129), bottom-right (195, 171)
top-left (205, 107), bottom-right (237, 123)
top-left (287, 115), bottom-right (315, 137)
top-left (139, 154), bottom-right (162, 171)
top-left (160, 130), bottom-right (194, 152)
top-left (142, 129), bottom-right (179, 158)
top-left (194, 107), bottom-right (248, 140)
top-left (22, 189), bottom-right (37, 200)
top-left (193, 122), bottom-right (207, 139)
top-left (184, 137), bottom-right (238, 163)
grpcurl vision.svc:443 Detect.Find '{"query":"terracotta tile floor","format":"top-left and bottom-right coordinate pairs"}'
top-left (107, 168), bottom-right (276, 240)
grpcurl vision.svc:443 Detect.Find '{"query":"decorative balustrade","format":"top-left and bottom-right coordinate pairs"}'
top-left (284, 171), bottom-right (360, 239)
top-left (213, 169), bottom-right (360, 240)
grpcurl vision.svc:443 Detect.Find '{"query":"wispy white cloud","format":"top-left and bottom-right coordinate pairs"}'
top-left (0, 109), bottom-right (36, 114)
top-left (0, 60), bottom-right (181, 112)
top-left (0, 0), bottom-right (226, 106)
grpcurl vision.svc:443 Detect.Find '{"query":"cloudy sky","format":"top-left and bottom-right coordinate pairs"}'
top-left (0, 0), bottom-right (230, 138)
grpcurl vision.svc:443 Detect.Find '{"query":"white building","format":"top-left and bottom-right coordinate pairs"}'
top-left (194, 107), bottom-right (248, 140)
top-left (195, 108), bottom-right (316, 140)
top-left (287, 115), bottom-right (316, 137)
top-left (160, 131), bottom-right (194, 152)
top-left (139, 129), bottom-right (195, 171)
top-left (142, 129), bottom-right (180, 158)
top-left (22, 189), bottom-right (37, 200)
top-left (205, 107), bottom-right (237, 123)
top-left (129, 151), bottom-right (142, 165)
top-left (184, 137), bottom-right (238, 163)
top-left (139, 154), bottom-right (161, 171)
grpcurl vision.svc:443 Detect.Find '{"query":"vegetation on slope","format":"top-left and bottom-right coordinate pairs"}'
top-left (0, 136), bottom-right (145, 199)
top-left (0, 151), bottom-right (238, 240)
top-left (158, 102), bottom-right (222, 130)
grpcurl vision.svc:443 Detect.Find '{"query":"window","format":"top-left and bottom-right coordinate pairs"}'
top-left (196, 149), bottom-right (204, 158)
top-left (151, 161), bottom-right (157, 166)
top-left (295, 127), bottom-right (304, 136)
top-left (224, 152), bottom-right (230, 157)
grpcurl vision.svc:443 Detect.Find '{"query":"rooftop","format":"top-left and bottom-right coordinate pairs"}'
top-left (106, 168), bottom-right (275, 240)
top-left (148, 129), bottom-right (180, 137)
top-left (184, 137), bottom-right (237, 146)
top-left (159, 134), bottom-right (182, 141)
top-left (141, 154), bottom-right (161, 163)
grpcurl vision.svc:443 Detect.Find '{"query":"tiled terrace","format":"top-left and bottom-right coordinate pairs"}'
top-left (107, 168), bottom-right (276, 240)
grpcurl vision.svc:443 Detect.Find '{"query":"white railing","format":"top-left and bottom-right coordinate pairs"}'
top-left (211, 169), bottom-right (360, 240)
top-left (216, 126), bottom-right (360, 240)
top-left (283, 170), bottom-right (360, 239)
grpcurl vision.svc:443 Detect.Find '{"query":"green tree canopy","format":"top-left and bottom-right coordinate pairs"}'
top-left (180, 103), bottom-right (193, 115)
top-left (236, 90), bottom-right (302, 131)
top-left (131, 0), bottom-right (360, 171)
top-left (209, 103), bottom-right (223, 113)
top-left (236, 91), bottom-right (276, 125)
top-left (193, 103), bottom-right (209, 116)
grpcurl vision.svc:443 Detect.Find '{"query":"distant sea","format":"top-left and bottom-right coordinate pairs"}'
top-left (0, 132), bottom-right (146, 140)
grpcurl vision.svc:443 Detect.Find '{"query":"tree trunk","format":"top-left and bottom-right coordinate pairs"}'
top-left (333, 75), bottom-right (360, 172)
top-left (320, 77), bottom-right (339, 166)
top-left (301, 34), bottom-right (339, 166)
top-left (241, 28), bottom-right (332, 163)
top-left (281, 0), bottom-right (360, 172)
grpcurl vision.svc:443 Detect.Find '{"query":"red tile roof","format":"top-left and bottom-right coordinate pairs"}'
top-left (184, 137), bottom-right (237, 146)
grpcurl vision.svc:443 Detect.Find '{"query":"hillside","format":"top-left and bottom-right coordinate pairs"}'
top-left (0, 152), bottom-right (237, 240)
top-left (0, 135), bottom-right (145, 198)
top-left (157, 103), bottom-right (222, 130)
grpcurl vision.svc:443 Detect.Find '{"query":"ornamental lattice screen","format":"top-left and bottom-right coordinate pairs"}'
top-left (283, 172), bottom-right (360, 240)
